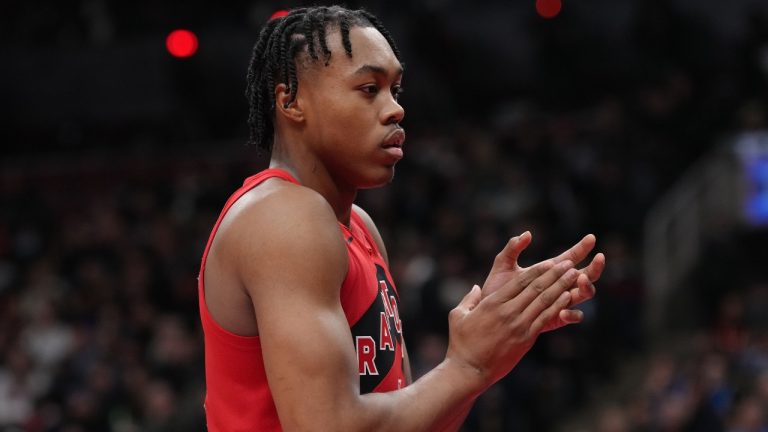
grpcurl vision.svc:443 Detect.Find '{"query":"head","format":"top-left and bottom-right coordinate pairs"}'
top-left (245, 6), bottom-right (405, 188)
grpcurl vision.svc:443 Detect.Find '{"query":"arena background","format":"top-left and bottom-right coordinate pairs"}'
top-left (2, 0), bottom-right (768, 430)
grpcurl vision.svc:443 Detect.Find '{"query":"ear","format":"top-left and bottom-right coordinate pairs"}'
top-left (274, 83), bottom-right (304, 123)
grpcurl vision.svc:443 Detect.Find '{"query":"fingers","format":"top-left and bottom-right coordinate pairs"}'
top-left (583, 252), bottom-right (606, 283)
top-left (553, 234), bottom-right (596, 267)
top-left (517, 263), bottom-right (579, 324)
top-left (565, 252), bottom-right (604, 306)
top-left (507, 260), bottom-right (575, 310)
top-left (487, 259), bottom-right (556, 304)
top-left (558, 308), bottom-right (584, 324)
top-left (539, 255), bottom-right (601, 330)
top-left (530, 291), bottom-right (573, 335)
top-left (491, 231), bottom-right (532, 272)
top-left (568, 273), bottom-right (596, 307)
top-left (449, 285), bottom-right (482, 329)
top-left (457, 285), bottom-right (482, 313)
top-left (542, 308), bottom-right (585, 333)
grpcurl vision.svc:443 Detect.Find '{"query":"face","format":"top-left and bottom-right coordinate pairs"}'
top-left (294, 25), bottom-right (405, 189)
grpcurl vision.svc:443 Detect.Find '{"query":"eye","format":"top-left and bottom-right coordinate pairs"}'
top-left (392, 85), bottom-right (404, 100)
top-left (361, 85), bottom-right (379, 96)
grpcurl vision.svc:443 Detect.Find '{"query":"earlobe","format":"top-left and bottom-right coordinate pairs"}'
top-left (274, 83), bottom-right (304, 122)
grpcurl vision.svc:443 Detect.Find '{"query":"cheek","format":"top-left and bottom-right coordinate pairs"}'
top-left (310, 89), bottom-right (350, 123)
top-left (327, 92), bottom-right (363, 121)
top-left (314, 95), bottom-right (375, 140)
top-left (302, 79), bottom-right (381, 147)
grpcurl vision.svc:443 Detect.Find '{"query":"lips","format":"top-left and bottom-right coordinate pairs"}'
top-left (381, 129), bottom-right (405, 160)
top-left (382, 128), bottom-right (405, 151)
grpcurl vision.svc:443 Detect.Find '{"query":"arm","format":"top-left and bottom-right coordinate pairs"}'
top-left (230, 191), bottom-right (481, 431)
top-left (231, 189), bottom-right (584, 431)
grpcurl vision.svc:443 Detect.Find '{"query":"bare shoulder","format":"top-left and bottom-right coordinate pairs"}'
top-left (219, 179), bottom-right (340, 245)
top-left (352, 204), bottom-right (389, 265)
top-left (216, 179), bottom-right (349, 299)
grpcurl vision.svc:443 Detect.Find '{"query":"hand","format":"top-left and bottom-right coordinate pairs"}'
top-left (543, 233), bottom-right (605, 331)
top-left (445, 253), bottom-right (579, 389)
top-left (482, 232), bottom-right (605, 332)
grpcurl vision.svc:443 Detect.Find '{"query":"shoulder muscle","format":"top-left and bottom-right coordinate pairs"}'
top-left (222, 183), bottom-right (349, 306)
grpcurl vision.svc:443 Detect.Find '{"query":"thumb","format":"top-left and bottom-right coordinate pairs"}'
top-left (491, 231), bottom-right (532, 272)
top-left (457, 284), bottom-right (482, 312)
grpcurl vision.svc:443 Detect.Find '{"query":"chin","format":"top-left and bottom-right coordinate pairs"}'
top-left (358, 166), bottom-right (396, 189)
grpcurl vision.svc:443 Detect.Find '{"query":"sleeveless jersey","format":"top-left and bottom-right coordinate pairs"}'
top-left (198, 168), bottom-right (406, 432)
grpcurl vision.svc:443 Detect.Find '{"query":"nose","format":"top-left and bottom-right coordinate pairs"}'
top-left (382, 97), bottom-right (405, 125)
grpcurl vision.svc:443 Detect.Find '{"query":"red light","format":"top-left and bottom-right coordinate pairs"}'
top-left (536, 0), bottom-right (562, 19)
top-left (166, 29), bottom-right (198, 58)
top-left (270, 10), bottom-right (289, 21)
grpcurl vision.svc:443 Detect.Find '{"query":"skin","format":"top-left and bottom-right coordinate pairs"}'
top-left (203, 24), bottom-right (605, 431)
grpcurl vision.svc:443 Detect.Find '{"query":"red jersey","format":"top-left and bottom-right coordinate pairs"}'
top-left (198, 168), bottom-right (407, 432)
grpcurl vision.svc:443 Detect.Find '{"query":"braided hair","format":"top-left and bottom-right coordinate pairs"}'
top-left (245, 6), bottom-right (402, 154)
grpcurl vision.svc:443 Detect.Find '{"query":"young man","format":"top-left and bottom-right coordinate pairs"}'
top-left (198, 6), bottom-right (605, 431)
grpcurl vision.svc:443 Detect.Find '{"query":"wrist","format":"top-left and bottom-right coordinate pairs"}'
top-left (440, 355), bottom-right (488, 398)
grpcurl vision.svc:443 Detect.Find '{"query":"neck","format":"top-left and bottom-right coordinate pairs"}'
top-left (269, 149), bottom-right (356, 226)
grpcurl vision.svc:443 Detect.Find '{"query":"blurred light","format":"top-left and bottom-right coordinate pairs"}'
top-left (270, 10), bottom-right (289, 21)
top-left (536, 0), bottom-right (562, 19)
top-left (745, 157), bottom-right (768, 225)
top-left (166, 29), bottom-right (198, 58)
top-left (735, 131), bottom-right (768, 226)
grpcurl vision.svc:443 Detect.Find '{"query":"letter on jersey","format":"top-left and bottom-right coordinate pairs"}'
top-left (356, 336), bottom-right (378, 376)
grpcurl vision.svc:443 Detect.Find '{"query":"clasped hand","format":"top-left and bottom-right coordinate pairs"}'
top-left (446, 231), bottom-right (605, 388)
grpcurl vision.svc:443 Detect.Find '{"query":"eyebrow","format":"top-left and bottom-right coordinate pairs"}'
top-left (353, 63), bottom-right (404, 78)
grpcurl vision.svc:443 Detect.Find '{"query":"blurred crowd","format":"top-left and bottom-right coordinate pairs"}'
top-left (3, 0), bottom-right (768, 431)
top-left (586, 231), bottom-right (768, 432)
top-left (0, 154), bottom-right (228, 431)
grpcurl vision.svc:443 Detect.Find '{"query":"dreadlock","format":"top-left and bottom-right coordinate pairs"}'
top-left (245, 6), bottom-right (402, 154)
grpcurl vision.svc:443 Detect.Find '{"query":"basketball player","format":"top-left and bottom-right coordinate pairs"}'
top-left (198, 6), bottom-right (605, 431)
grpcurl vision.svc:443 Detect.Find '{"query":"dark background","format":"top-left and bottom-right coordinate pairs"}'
top-left (1, 0), bottom-right (768, 430)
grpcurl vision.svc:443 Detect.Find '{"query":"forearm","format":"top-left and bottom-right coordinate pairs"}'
top-left (345, 358), bottom-right (485, 432)
top-left (436, 398), bottom-right (475, 432)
